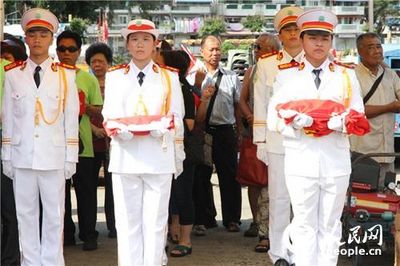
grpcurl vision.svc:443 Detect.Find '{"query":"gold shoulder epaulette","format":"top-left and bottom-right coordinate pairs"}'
top-left (55, 62), bottom-right (77, 70)
top-left (260, 51), bottom-right (278, 59)
top-left (278, 61), bottom-right (299, 70)
top-left (158, 64), bottom-right (179, 73)
top-left (333, 60), bottom-right (355, 69)
top-left (108, 64), bottom-right (128, 72)
top-left (4, 61), bottom-right (25, 71)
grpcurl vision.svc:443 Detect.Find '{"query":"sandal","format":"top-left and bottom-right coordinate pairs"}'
top-left (254, 236), bottom-right (270, 253)
top-left (168, 233), bottom-right (179, 244)
top-left (192, 225), bottom-right (206, 236)
top-left (170, 244), bottom-right (192, 257)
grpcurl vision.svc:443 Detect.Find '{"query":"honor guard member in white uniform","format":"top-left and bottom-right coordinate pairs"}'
top-left (102, 19), bottom-right (184, 266)
top-left (268, 10), bottom-right (365, 266)
top-left (2, 8), bottom-right (79, 266)
top-left (252, 6), bottom-right (304, 266)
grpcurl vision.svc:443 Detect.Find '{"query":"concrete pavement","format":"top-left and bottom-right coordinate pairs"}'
top-left (64, 175), bottom-right (393, 266)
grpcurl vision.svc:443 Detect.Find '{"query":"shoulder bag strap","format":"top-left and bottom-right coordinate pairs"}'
top-left (205, 70), bottom-right (223, 128)
top-left (363, 70), bottom-right (385, 104)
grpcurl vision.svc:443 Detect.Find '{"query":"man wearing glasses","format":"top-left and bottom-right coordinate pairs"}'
top-left (56, 30), bottom-right (103, 251)
top-left (253, 6), bottom-right (304, 266)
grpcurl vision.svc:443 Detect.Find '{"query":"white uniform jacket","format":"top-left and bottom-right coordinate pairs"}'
top-left (2, 59), bottom-right (79, 170)
top-left (267, 58), bottom-right (364, 178)
top-left (102, 61), bottom-right (185, 175)
top-left (253, 49), bottom-right (304, 154)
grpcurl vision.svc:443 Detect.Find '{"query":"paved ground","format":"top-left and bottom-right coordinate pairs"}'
top-left (64, 175), bottom-right (394, 266)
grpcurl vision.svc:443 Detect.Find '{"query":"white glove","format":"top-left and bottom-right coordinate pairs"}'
top-left (2, 161), bottom-right (14, 179)
top-left (175, 162), bottom-right (184, 178)
top-left (64, 162), bottom-right (76, 179)
top-left (256, 144), bottom-right (269, 165)
top-left (150, 129), bottom-right (169, 139)
top-left (116, 127), bottom-right (134, 141)
top-left (327, 112), bottom-right (347, 132)
top-left (292, 113), bottom-right (313, 129)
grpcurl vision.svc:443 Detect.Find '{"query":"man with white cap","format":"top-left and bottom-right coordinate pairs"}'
top-left (267, 9), bottom-right (368, 266)
top-left (253, 6), bottom-right (303, 266)
top-left (2, 7), bottom-right (79, 266)
top-left (102, 19), bottom-right (184, 266)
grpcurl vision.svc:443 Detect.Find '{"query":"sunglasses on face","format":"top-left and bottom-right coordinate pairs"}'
top-left (252, 44), bottom-right (261, 50)
top-left (57, 46), bottom-right (79, 53)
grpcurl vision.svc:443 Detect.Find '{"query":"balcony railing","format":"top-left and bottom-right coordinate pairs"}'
top-left (331, 6), bottom-right (365, 16)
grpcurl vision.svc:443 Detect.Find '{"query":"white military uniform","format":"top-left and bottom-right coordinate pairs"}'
top-left (253, 6), bottom-right (304, 264)
top-left (253, 49), bottom-right (303, 263)
top-left (268, 56), bottom-right (364, 265)
top-left (102, 60), bottom-right (184, 266)
top-left (2, 57), bottom-right (79, 266)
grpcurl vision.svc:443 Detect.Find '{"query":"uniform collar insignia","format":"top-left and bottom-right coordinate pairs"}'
top-left (20, 61), bottom-right (27, 71)
top-left (277, 51), bottom-right (283, 61)
top-left (124, 64), bottom-right (130, 74)
top-left (298, 61), bottom-right (305, 71)
top-left (152, 64), bottom-right (159, 73)
top-left (51, 62), bottom-right (58, 72)
top-left (329, 62), bottom-right (335, 72)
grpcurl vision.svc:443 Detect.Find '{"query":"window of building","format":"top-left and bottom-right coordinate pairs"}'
top-left (242, 4), bottom-right (253, 9)
top-left (118, 15), bottom-right (128, 25)
top-left (227, 4), bottom-right (238, 9)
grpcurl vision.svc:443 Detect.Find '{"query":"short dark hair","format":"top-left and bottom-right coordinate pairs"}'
top-left (356, 32), bottom-right (381, 50)
top-left (200, 35), bottom-right (221, 48)
top-left (279, 22), bottom-right (298, 33)
top-left (56, 30), bottom-right (82, 49)
top-left (161, 50), bottom-right (190, 80)
top-left (300, 30), bottom-right (333, 39)
top-left (85, 42), bottom-right (113, 65)
top-left (1, 33), bottom-right (28, 61)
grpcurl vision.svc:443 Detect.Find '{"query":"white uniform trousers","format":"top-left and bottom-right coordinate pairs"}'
top-left (267, 153), bottom-right (291, 263)
top-left (14, 168), bottom-right (65, 266)
top-left (113, 173), bottom-right (172, 266)
top-left (285, 174), bottom-right (349, 266)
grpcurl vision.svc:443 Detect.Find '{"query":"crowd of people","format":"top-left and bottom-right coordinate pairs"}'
top-left (1, 5), bottom-right (400, 266)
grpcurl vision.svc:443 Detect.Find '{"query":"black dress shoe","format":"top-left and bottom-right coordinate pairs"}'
top-left (274, 258), bottom-right (290, 266)
top-left (63, 237), bottom-right (76, 246)
top-left (108, 229), bottom-right (117, 238)
top-left (82, 239), bottom-right (98, 251)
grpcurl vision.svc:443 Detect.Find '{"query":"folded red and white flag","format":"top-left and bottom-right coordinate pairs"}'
top-left (103, 115), bottom-right (174, 137)
top-left (276, 99), bottom-right (369, 137)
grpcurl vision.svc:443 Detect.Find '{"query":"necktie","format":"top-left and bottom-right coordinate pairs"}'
top-left (34, 66), bottom-right (41, 88)
top-left (312, 69), bottom-right (321, 89)
top-left (290, 59), bottom-right (296, 63)
top-left (138, 72), bottom-right (145, 86)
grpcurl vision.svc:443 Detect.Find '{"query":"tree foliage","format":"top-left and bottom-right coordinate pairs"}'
top-left (200, 17), bottom-right (226, 36)
top-left (221, 41), bottom-right (236, 55)
top-left (366, 0), bottom-right (400, 34)
top-left (242, 15), bottom-right (264, 33)
top-left (68, 18), bottom-right (89, 41)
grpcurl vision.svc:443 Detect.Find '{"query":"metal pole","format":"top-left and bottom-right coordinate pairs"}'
top-left (0, 0), bottom-right (4, 40)
top-left (368, 0), bottom-right (374, 32)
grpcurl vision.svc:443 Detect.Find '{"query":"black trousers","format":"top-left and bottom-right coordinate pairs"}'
top-left (64, 157), bottom-right (98, 242)
top-left (93, 151), bottom-right (115, 232)
top-left (210, 125), bottom-right (241, 227)
top-left (1, 174), bottom-right (20, 266)
top-left (169, 160), bottom-right (195, 225)
top-left (192, 163), bottom-right (217, 226)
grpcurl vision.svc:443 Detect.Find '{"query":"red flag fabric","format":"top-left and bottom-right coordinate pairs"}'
top-left (276, 99), bottom-right (369, 137)
top-left (345, 109), bottom-right (370, 136)
top-left (103, 115), bottom-right (174, 137)
top-left (78, 90), bottom-right (86, 116)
